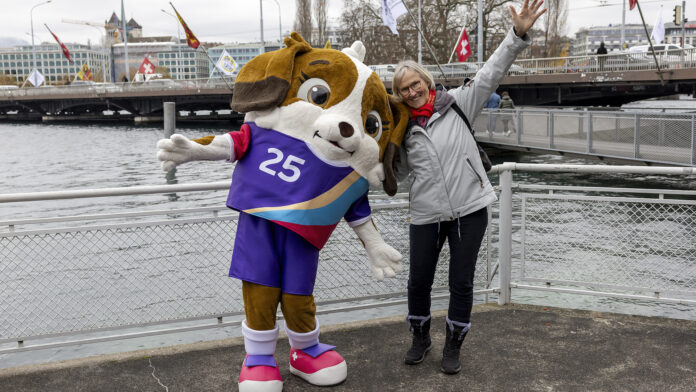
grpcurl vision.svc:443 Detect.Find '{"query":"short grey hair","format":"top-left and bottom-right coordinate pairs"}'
top-left (392, 60), bottom-right (435, 102)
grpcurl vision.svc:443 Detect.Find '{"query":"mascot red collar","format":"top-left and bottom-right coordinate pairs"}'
top-left (157, 32), bottom-right (407, 391)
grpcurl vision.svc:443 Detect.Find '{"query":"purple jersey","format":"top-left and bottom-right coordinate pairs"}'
top-left (226, 122), bottom-right (371, 249)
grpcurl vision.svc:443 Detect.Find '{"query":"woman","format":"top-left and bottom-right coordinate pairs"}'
top-left (391, 0), bottom-right (545, 375)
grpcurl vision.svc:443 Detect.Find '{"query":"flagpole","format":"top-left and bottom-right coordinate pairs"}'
top-left (121, 0), bottom-right (130, 81)
top-left (199, 47), bottom-right (234, 91)
top-left (448, 25), bottom-right (467, 64)
top-left (401, 2), bottom-right (450, 83)
top-left (635, 0), bottom-right (664, 85)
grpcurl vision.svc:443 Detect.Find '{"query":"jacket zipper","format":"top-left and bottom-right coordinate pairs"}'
top-left (466, 158), bottom-right (484, 188)
top-left (413, 126), bottom-right (456, 219)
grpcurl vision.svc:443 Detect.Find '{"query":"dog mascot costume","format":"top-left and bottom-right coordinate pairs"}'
top-left (157, 32), bottom-right (408, 391)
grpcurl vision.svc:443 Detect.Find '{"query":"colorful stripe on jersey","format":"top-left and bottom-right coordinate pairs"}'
top-left (226, 122), bottom-right (371, 249)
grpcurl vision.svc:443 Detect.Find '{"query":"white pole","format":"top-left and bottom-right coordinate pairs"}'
top-left (30, 1), bottom-right (52, 76)
top-left (417, 0), bottom-right (422, 64)
top-left (259, 0), bottom-right (265, 54)
top-left (621, 0), bottom-right (626, 50)
top-left (121, 0), bottom-right (130, 81)
top-left (271, 0), bottom-right (282, 44)
top-left (477, 0), bottom-right (483, 61)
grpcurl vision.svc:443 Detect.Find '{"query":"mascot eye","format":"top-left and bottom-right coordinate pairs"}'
top-left (365, 110), bottom-right (383, 141)
top-left (297, 78), bottom-right (331, 107)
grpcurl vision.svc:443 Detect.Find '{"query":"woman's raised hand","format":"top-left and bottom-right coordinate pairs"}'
top-left (510, 0), bottom-right (547, 37)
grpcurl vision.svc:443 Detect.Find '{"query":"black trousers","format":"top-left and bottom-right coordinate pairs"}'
top-left (407, 207), bottom-right (488, 324)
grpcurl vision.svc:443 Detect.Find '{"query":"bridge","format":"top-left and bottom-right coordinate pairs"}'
top-left (475, 107), bottom-right (696, 167)
top-left (1, 48), bottom-right (696, 118)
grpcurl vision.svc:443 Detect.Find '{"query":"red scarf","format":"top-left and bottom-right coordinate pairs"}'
top-left (408, 89), bottom-right (436, 127)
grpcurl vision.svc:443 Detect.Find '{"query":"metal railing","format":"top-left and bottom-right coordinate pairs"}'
top-left (477, 108), bottom-right (696, 166)
top-left (3, 48), bottom-right (695, 99)
top-left (1, 164), bottom-right (695, 353)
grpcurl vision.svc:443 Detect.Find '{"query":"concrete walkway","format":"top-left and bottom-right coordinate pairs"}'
top-left (1, 303), bottom-right (695, 392)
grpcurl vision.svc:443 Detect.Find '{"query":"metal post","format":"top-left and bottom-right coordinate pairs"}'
top-left (515, 108), bottom-right (521, 144)
top-left (164, 102), bottom-right (176, 138)
top-left (586, 110), bottom-right (593, 153)
top-left (548, 111), bottom-right (554, 148)
top-left (259, 0), bottom-right (265, 54)
top-left (682, 1), bottom-right (686, 50)
top-left (477, 0), bottom-right (483, 62)
top-left (417, 0), bottom-right (422, 64)
top-left (162, 10), bottom-right (184, 80)
top-left (691, 114), bottom-right (695, 165)
top-left (271, 0), bottom-right (282, 44)
top-left (634, 113), bottom-right (640, 159)
top-left (621, 0), bottom-right (626, 50)
top-left (497, 163), bottom-right (513, 305)
top-left (30, 1), bottom-right (52, 75)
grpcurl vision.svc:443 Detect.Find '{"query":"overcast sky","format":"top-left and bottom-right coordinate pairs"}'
top-left (1, 0), bottom-right (692, 47)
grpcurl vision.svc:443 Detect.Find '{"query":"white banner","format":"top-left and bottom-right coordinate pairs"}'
top-left (215, 50), bottom-right (238, 76)
top-left (27, 69), bottom-right (45, 87)
top-left (651, 7), bottom-right (665, 44)
top-left (381, 0), bottom-right (407, 35)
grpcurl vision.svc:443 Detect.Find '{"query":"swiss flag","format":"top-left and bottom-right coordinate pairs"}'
top-left (629, 0), bottom-right (637, 11)
top-left (139, 57), bottom-right (155, 74)
top-left (455, 28), bottom-right (472, 62)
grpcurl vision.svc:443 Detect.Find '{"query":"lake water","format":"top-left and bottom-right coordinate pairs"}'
top-left (1, 99), bottom-right (695, 368)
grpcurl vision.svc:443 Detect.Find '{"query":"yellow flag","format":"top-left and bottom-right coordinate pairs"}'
top-left (76, 63), bottom-right (92, 81)
top-left (324, 39), bottom-right (332, 49)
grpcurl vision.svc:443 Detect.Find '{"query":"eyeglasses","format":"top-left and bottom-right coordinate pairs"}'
top-left (399, 80), bottom-right (423, 97)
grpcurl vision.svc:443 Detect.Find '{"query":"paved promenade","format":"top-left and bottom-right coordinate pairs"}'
top-left (1, 303), bottom-right (694, 391)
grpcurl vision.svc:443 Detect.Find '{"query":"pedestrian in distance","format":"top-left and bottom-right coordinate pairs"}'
top-left (596, 41), bottom-right (608, 71)
top-left (499, 91), bottom-right (515, 136)
top-left (485, 91), bottom-right (500, 133)
top-left (389, 0), bottom-right (545, 375)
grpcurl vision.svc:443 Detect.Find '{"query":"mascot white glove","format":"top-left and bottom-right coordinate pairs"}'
top-left (352, 220), bottom-right (402, 281)
top-left (157, 134), bottom-right (232, 171)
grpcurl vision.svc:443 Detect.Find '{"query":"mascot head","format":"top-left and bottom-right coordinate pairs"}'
top-left (230, 32), bottom-right (408, 196)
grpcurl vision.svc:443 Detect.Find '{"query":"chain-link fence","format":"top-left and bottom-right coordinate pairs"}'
top-left (0, 200), bottom-right (492, 346)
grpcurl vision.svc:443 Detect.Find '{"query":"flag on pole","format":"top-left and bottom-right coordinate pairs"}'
top-left (651, 7), bottom-right (665, 44)
top-left (27, 69), bottom-right (45, 87)
top-left (139, 56), bottom-right (156, 74)
top-left (44, 24), bottom-right (73, 63)
top-left (77, 63), bottom-right (92, 81)
top-left (381, 0), bottom-right (407, 35)
top-left (170, 2), bottom-right (200, 49)
top-left (214, 50), bottom-right (238, 76)
top-left (455, 28), bottom-right (472, 62)
top-left (629, 0), bottom-right (637, 11)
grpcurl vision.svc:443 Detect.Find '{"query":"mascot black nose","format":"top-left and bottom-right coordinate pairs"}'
top-left (339, 122), bottom-right (354, 138)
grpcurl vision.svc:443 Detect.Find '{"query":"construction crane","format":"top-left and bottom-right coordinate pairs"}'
top-left (61, 18), bottom-right (112, 82)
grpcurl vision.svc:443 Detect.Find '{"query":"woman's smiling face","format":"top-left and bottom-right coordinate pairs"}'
top-left (398, 69), bottom-right (429, 109)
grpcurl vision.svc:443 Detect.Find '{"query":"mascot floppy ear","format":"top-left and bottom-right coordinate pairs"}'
top-left (231, 32), bottom-right (312, 113)
top-left (382, 95), bottom-right (409, 196)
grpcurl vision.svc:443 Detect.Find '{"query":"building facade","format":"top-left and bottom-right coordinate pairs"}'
top-left (0, 43), bottom-right (110, 84)
top-left (572, 24), bottom-right (651, 56)
top-left (112, 39), bottom-right (209, 81)
top-left (664, 22), bottom-right (696, 47)
top-left (208, 43), bottom-right (280, 78)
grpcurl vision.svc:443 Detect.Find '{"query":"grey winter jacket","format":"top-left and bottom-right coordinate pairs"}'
top-left (395, 28), bottom-right (530, 225)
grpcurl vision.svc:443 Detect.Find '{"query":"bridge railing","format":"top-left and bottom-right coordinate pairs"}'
top-left (477, 108), bottom-right (696, 166)
top-left (1, 164), bottom-right (695, 353)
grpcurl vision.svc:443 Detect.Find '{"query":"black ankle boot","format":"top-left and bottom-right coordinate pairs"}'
top-left (441, 319), bottom-right (469, 374)
top-left (404, 315), bottom-right (432, 365)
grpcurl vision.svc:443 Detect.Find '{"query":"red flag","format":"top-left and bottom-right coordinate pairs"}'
top-left (139, 57), bottom-right (155, 74)
top-left (629, 0), bottom-right (637, 11)
top-left (44, 24), bottom-right (73, 63)
top-left (455, 28), bottom-right (472, 62)
top-left (170, 3), bottom-right (200, 49)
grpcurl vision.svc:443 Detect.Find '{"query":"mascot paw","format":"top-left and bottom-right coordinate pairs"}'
top-left (366, 243), bottom-right (403, 281)
top-left (156, 134), bottom-right (197, 171)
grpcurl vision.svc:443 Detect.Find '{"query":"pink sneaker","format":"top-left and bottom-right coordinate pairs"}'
top-left (289, 343), bottom-right (347, 386)
top-left (238, 355), bottom-right (283, 392)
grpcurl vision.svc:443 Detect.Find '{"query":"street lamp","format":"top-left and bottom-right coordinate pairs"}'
top-left (30, 0), bottom-right (52, 73)
top-left (161, 9), bottom-right (183, 80)
top-left (266, 0), bottom-right (282, 44)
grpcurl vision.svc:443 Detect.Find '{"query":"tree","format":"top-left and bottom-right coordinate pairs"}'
top-left (295, 0), bottom-right (313, 43)
top-left (542, 0), bottom-right (568, 57)
top-left (314, 0), bottom-right (328, 47)
top-left (339, 0), bottom-right (512, 65)
top-left (0, 73), bottom-right (18, 86)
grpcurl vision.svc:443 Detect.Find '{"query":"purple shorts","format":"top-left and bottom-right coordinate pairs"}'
top-left (229, 212), bottom-right (319, 295)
